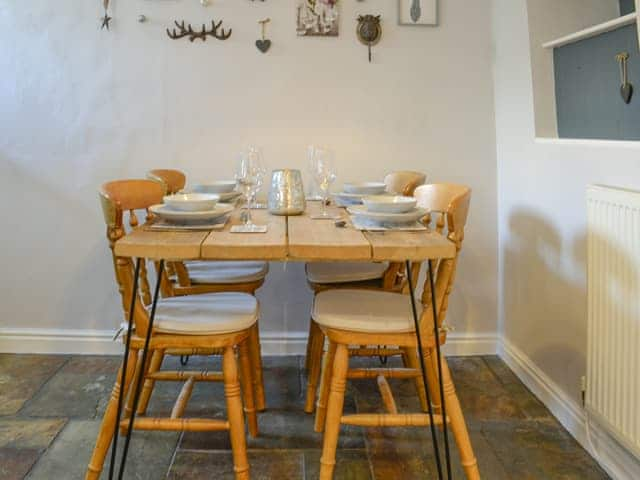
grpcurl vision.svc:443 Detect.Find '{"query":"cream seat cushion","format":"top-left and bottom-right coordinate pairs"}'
top-left (183, 261), bottom-right (269, 284)
top-left (154, 292), bottom-right (258, 335)
top-left (312, 289), bottom-right (416, 333)
top-left (305, 262), bottom-right (389, 284)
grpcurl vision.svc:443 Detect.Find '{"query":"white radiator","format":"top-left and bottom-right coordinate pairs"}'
top-left (587, 184), bottom-right (640, 460)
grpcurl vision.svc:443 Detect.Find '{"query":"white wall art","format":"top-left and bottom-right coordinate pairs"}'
top-left (296, 0), bottom-right (339, 37)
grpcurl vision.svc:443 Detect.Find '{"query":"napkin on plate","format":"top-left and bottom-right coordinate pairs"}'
top-left (350, 216), bottom-right (427, 232)
top-left (144, 215), bottom-right (230, 232)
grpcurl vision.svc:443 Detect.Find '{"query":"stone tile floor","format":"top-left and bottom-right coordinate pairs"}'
top-left (0, 353), bottom-right (609, 479)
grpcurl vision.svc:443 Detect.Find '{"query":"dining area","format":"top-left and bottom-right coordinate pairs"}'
top-left (88, 147), bottom-right (479, 479)
top-left (2, 0), bottom-right (632, 479)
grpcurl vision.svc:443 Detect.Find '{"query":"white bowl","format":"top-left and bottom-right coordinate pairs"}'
top-left (343, 182), bottom-right (386, 195)
top-left (363, 195), bottom-right (417, 214)
top-left (192, 181), bottom-right (237, 194)
top-left (163, 193), bottom-right (219, 212)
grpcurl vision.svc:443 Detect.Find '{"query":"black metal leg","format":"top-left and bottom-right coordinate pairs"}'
top-left (116, 260), bottom-right (165, 480)
top-left (427, 259), bottom-right (452, 480)
top-left (180, 355), bottom-right (190, 366)
top-left (108, 258), bottom-right (141, 480)
top-left (406, 261), bottom-right (444, 480)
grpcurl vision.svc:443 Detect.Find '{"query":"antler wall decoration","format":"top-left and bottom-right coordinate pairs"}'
top-left (166, 20), bottom-right (232, 42)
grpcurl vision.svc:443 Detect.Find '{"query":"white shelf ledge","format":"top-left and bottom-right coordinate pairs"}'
top-left (542, 13), bottom-right (637, 49)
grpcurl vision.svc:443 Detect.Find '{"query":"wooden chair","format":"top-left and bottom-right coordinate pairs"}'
top-left (88, 179), bottom-right (258, 479)
top-left (144, 169), bottom-right (268, 412)
top-left (309, 184), bottom-right (480, 480)
top-left (305, 170), bottom-right (427, 294)
top-left (146, 169), bottom-right (269, 298)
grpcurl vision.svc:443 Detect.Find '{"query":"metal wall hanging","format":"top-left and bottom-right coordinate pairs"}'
top-left (166, 20), bottom-right (232, 42)
top-left (296, 0), bottom-right (339, 37)
top-left (256, 18), bottom-right (272, 53)
top-left (398, 0), bottom-right (438, 26)
top-left (616, 52), bottom-right (633, 104)
top-left (356, 15), bottom-right (382, 63)
top-left (101, 0), bottom-right (112, 30)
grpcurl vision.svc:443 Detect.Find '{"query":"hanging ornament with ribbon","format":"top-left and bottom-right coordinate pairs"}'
top-left (101, 0), bottom-right (112, 30)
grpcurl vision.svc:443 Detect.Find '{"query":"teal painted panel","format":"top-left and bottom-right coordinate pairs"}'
top-left (619, 0), bottom-right (635, 15)
top-left (555, 25), bottom-right (640, 140)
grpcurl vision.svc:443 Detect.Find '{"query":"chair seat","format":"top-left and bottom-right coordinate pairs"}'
top-left (183, 261), bottom-right (269, 285)
top-left (306, 262), bottom-right (389, 284)
top-left (312, 289), bottom-right (416, 333)
top-left (154, 292), bottom-right (258, 335)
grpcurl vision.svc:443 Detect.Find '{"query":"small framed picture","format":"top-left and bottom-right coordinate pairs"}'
top-left (398, 0), bottom-right (438, 26)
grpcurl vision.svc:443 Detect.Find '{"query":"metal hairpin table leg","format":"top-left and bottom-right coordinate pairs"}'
top-left (427, 259), bottom-right (452, 479)
top-left (406, 260), bottom-right (446, 480)
top-left (116, 260), bottom-right (165, 480)
top-left (108, 258), bottom-right (141, 480)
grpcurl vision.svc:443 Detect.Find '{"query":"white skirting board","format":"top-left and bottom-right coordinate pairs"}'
top-left (0, 327), bottom-right (498, 357)
top-left (499, 338), bottom-right (640, 480)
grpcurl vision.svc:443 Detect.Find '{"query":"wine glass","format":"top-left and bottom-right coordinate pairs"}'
top-left (235, 146), bottom-right (265, 232)
top-left (308, 145), bottom-right (338, 219)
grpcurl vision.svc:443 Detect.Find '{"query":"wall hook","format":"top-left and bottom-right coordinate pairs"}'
top-left (357, 15), bottom-right (382, 63)
top-left (256, 18), bottom-right (271, 53)
top-left (616, 52), bottom-right (633, 104)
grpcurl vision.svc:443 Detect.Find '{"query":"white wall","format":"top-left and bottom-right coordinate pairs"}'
top-left (526, 0), bottom-right (620, 137)
top-left (0, 0), bottom-right (497, 351)
top-left (494, 0), bottom-right (640, 476)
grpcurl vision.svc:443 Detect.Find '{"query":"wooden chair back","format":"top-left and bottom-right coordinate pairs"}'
top-left (99, 179), bottom-right (165, 334)
top-left (384, 171), bottom-right (427, 196)
top-left (146, 169), bottom-right (186, 195)
top-left (413, 183), bottom-right (471, 334)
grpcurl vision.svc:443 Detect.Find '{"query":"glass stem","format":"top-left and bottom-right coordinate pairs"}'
top-left (244, 193), bottom-right (253, 226)
top-left (321, 190), bottom-right (328, 217)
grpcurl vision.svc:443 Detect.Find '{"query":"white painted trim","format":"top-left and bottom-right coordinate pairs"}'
top-left (499, 338), bottom-right (640, 480)
top-left (542, 13), bottom-right (638, 49)
top-left (0, 327), bottom-right (497, 357)
top-left (0, 328), bottom-right (122, 355)
top-left (534, 137), bottom-right (640, 148)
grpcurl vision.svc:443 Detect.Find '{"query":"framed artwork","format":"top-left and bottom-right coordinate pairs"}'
top-left (296, 0), bottom-right (339, 37)
top-left (398, 0), bottom-right (438, 26)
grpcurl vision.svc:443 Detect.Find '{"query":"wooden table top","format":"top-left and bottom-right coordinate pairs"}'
top-left (114, 202), bottom-right (456, 262)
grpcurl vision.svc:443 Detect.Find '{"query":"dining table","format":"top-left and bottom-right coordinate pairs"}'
top-left (111, 201), bottom-right (457, 480)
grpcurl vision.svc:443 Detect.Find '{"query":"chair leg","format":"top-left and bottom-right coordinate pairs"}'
top-left (238, 340), bottom-right (259, 438)
top-left (248, 323), bottom-right (266, 412)
top-left (319, 343), bottom-right (349, 480)
top-left (304, 320), bottom-right (325, 413)
top-left (314, 340), bottom-right (337, 433)
top-left (404, 346), bottom-right (428, 413)
top-left (304, 319), bottom-right (315, 373)
top-left (439, 352), bottom-right (480, 480)
top-left (425, 347), bottom-right (442, 415)
top-left (120, 349), bottom-right (151, 435)
top-left (136, 349), bottom-right (165, 416)
top-left (223, 346), bottom-right (250, 480)
top-left (85, 349), bottom-right (139, 480)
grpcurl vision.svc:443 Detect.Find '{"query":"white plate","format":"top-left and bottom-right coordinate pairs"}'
top-left (150, 203), bottom-right (234, 222)
top-left (163, 193), bottom-right (219, 212)
top-left (363, 195), bottom-right (417, 214)
top-left (343, 182), bottom-right (387, 195)
top-left (192, 181), bottom-right (237, 194)
top-left (347, 205), bottom-right (428, 223)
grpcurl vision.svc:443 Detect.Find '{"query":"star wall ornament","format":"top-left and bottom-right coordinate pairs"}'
top-left (101, 0), bottom-right (112, 30)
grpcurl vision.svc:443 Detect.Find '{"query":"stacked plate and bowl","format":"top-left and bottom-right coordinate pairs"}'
top-left (339, 182), bottom-right (427, 229)
top-left (150, 181), bottom-right (239, 226)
